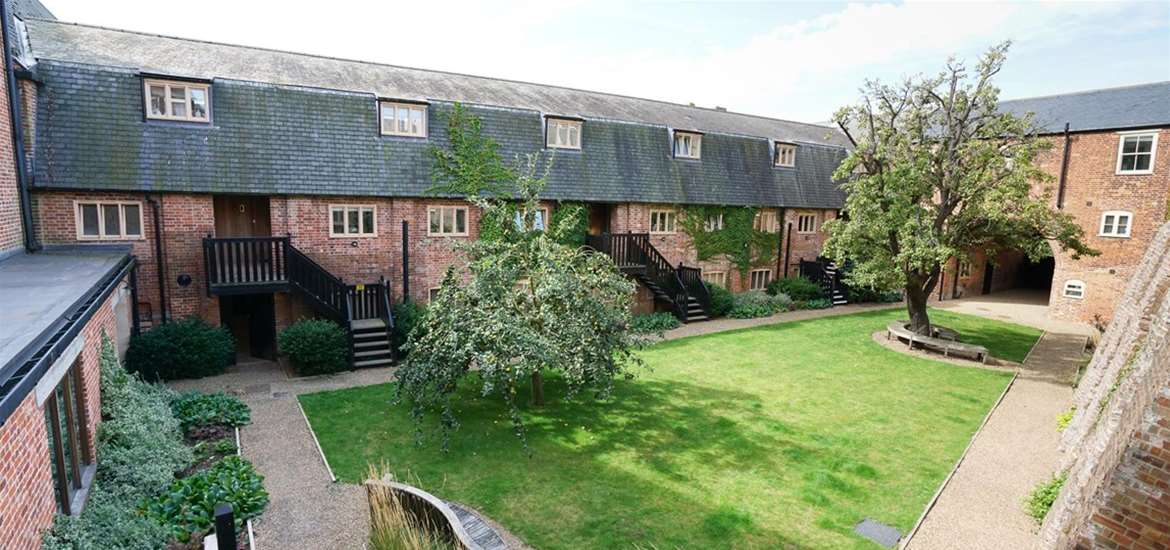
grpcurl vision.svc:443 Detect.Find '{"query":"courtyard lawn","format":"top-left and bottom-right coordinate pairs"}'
top-left (300, 309), bottom-right (1036, 549)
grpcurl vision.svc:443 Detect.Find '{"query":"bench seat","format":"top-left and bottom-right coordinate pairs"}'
top-left (886, 320), bottom-right (989, 363)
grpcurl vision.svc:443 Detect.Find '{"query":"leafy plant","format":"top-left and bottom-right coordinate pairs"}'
top-left (1024, 472), bottom-right (1066, 523)
top-left (278, 318), bottom-right (349, 376)
top-left (630, 312), bottom-right (682, 334)
top-left (551, 202), bottom-right (589, 248)
top-left (848, 285), bottom-right (903, 303)
top-left (729, 291), bottom-right (791, 319)
top-left (796, 298), bottom-right (834, 310)
top-left (708, 284), bottom-right (734, 318)
top-left (391, 301), bottom-right (428, 355)
top-left (170, 392), bottom-right (251, 433)
top-left (767, 277), bottom-right (825, 301)
top-left (125, 317), bottom-right (234, 381)
top-left (144, 456), bottom-right (269, 543)
top-left (1055, 408), bottom-right (1075, 432)
top-left (679, 205), bottom-right (777, 276)
top-left (428, 102), bottom-right (513, 197)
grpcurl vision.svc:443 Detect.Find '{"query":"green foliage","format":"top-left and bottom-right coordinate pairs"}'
top-left (849, 286), bottom-right (903, 303)
top-left (679, 206), bottom-right (777, 276)
top-left (278, 318), bottom-right (349, 376)
top-left (391, 301), bottom-right (428, 354)
top-left (630, 312), bottom-right (682, 334)
top-left (144, 456), bottom-right (269, 543)
top-left (1055, 408), bottom-right (1075, 432)
top-left (707, 284), bottom-right (734, 318)
top-left (125, 317), bottom-right (233, 381)
top-left (1024, 472), bottom-right (1066, 523)
top-left (551, 202), bottom-right (589, 248)
top-left (728, 291), bottom-right (792, 319)
top-left (796, 298), bottom-right (834, 310)
top-left (170, 392), bottom-right (251, 433)
top-left (477, 200), bottom-right (519, 242)
top-left (427, 103), bottom-right (513, 197)
top-left (766, 277), bottom-right (825, 301)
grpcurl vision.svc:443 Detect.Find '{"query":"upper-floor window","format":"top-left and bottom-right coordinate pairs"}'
top-left (330, 205), bottom-right (376, 237)
top-left (514, 207), bottom-right (549, 231)
top-left (796, 213), bottom-right (817, 234)
top-left (1063, 280), bottom-right (1085, 299)
top-left (754, 211), bottom-right (778, 233)
top-left (673, 131), bottom-right (702, 159)
top-left (774, 143), bottom-right (796, 167)
top-left (380, 101), bottom-right (427, 138)
top-left (1116, 132), bottom-right (1157, 174)
top-left (650, 209), bottom-right (677, 234)
top-left (75, 201), bottom-right (143, 241)
top-left (144, 79), bottom-right (210, 122)
top-left (546, 118), bottom-right (582, 150)
top-left (428, 206), bottom-right (468, 236)
top-left (704, 214), bottom-right (724, 232)
top-left (1099, 211), bottom-right (1132, 238)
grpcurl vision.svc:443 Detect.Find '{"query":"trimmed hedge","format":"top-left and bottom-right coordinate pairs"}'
top-left (766, 277), bottom-right (825, 301)
top-left (630, 312), bottom-right (682, 334)
top-left (278, 318), bottom-right (349, 376)
top-left (707, 284), bottom-right (734, 318)
top-left (125, 317), bottom-right (233, 381)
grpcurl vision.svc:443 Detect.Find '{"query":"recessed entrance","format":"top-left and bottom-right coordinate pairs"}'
top-left (588, 203), bottom-right (613, 236)
top-left (213, 195), bottom-right (275, 360)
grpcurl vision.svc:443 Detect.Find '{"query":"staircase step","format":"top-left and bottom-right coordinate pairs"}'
top-left (355, 348), bottom-right (392, 359)
top-left (685, 315), bottom-right (709, 322)
top-left (351, 318), bottom-right (387, 331)
top-left (353, 330), bottom-right (388, 340)
top-left (354, 357), bottom-right (395, 368)
top-left (354, 339), bottom-right (388, 349)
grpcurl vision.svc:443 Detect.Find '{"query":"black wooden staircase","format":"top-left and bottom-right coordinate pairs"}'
top-left (202, 236), bottom-right (395, 367)
top-left (799, 256), bottom-right (848, 306)
top-left (586, 233), bottom-right (712, 323)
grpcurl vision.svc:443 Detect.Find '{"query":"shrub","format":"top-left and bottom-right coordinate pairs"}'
top-left (1055, 408), bottom-right (1075, 432)
top-left (144, 456), bottom-right (269, 543)
top-left (766, 277), bottom-right (825, 301)
top-left (796, 298), bottom-right (834, 310)
top-left (729, 291), bottom-right (791, 319)
top-left (630, 312), bottom-right (682, 334)
top-left (708, 284), bottom-right (734, 318)
top-left (171, 392), bottom-right (251, 433)
top-left (278, 318), bottom-right (349, 376)
top-left (1024, 472), bottom-right (1067, 523)
top-left (125, 317), bottom-right (233, 381)
top-left (391, 301), bottom-right (428, 354)
top-left (848, 286), bottom-right (903, 303)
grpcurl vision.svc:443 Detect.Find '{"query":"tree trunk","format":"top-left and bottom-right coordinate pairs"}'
top-left (531, 370), bottom-right (545, 406)
top-left (905, 283), bottom-right (932, 336)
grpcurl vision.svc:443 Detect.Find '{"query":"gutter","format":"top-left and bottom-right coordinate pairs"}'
top-left (0, 3), bottom-right (39, 252)
top-left (146, 195), bottom-right (168, 323)
top-left (1056, 122), bottom-right (1071, 210)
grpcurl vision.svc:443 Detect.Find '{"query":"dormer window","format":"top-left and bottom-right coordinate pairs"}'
top-left (774, 143), bottom-right (796, 167)
top-left (673, 131), bottom-right (702, 159)
top-left (380, 101), bottom-right (428, 138)
top-left (546, 118), bottom-right (582, 149)
top-left (144, 79), bottom-right (210, 122)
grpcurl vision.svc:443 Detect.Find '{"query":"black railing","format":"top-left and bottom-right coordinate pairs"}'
top-left (287, 246), bottom-right (348, 320)
top-left (203, 237), bottom-right (288, 291)
top-left (799, 257), bottom-right (845, 301)
top-left (586, 233), bottom-right (710, 321)
top-left (677, 265), bottom-right (711, 315)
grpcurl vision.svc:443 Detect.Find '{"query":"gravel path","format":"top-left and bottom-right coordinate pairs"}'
top-left (904, 332), bottom-right (1088, 550)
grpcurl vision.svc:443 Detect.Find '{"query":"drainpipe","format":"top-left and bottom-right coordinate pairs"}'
top-left (1, 3), bottom-right (39, 252)
top-left (774, 207), bottom-right (786, 278)
top-left (146, 195), bottom-right (168, 323)
top-left (1056, 122), bottom-right (1071, 210)
top-left (782, 221), bottom-right (793, 278)
top-left (401, 219), bottom-right (409, 302)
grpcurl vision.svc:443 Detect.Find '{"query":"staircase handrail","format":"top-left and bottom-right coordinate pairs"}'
top-left (677, 265), bottom-right (712, 316)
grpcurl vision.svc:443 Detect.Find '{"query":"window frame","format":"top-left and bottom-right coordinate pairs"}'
top-left (1098, 210), bottom-right (1133, 238)
top-left (704, 213), bottom-right (724, 232)
top-left (143, 78), bottom-right (211, 123)
top-left (796, 213), bottom-right (818, 234)
top-left (74, 201), bottom-right (144, 241)
top-left (754, 211), bottom-right (778, 233)
top-left (44, 360), bottom-right (93, 515)
top-left (702, 270), bottom-right (727, 287)
top-left (1115, 131), bottom-right (1158, 175)
top-left (1062, 280), bottom-right (1086, 299)
top-left (774, 142), bottom-right (797, 167)
top-left (672, 131), bottom-right (702, 160)
top-left (328, 205), bottom-right (377, 238)
top-left (427, 205), bottom-right (470, 237)
top-left (379, 101), bottom-right (429, 138)
top-left (428, 287), bottom-right (442, 303)
top-left (545, 117), bottom-right (583, 150)
top-left (514, 207), bottom-right (551, 232)
top-left (749, 269), bottom-right (772, 291)
top-left (649, 209), bottom-right (677, 234)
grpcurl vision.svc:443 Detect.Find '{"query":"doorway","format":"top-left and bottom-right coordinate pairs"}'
top-left (219, 294), bottom-right (276, 360)
top-left (214, 195), bottom-right (271, 237)
top-left (981, 262), bottom-right (995, 294)
top-left (588, 204), bottom-right (612, 236)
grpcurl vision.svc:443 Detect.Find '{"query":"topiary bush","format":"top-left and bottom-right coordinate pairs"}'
top-left (391, 301), bottom-right (428, 354)
top-left (766, 277), bottom-right (825, 301)
top-left (708, 284), bottom-right (734, 318)
top-left (125, 317), bottom-right (233, 381)
top-left (278, 318), bottom-right (349, 376)
top-left (630, 311), bottom-right (682, 334)
top-left (143, 456), bottom-right (269, 544)
top-left (170, 392), bottom-right (251, 433)
top-left (729, 291), bottom-right (792, 319)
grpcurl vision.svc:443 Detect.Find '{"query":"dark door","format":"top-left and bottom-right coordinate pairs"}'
top-left (982, 261), bottom-right (995, 294)
top-left (588, 204), bottom-right (611, 236)
top-left (214, 195), bottom-right (271, 237)
top-left (219, 294), bottom-right (276, 360)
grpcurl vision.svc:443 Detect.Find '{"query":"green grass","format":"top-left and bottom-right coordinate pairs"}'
top-left (300, 309), bottom-right (1035, 549)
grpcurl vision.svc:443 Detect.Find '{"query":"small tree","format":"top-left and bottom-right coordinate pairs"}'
top-left (824, 43), bottom-right (1094, 335)
top-left (428, 102), bottom-right (513, 197)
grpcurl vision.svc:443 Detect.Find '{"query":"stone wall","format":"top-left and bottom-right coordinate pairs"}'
top-left (1039, 221), bottom-right (1170, 549)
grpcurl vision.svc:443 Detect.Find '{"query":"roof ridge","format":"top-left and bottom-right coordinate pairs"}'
top-left (28, 18), bottom-right (839, 133)
top-left (1000, 80), bottom-right (1170, 104)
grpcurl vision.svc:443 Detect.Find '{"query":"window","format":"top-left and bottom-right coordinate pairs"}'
top-left (380, 101), bottom-right (428, 138)
top-left (1063, 280), bottom-right (1085, 299)
top-left (514, 207), bottom-right (550, 231)
top-left (1099, 211), bottom-right (1133, 238)
top-left (774, 143), bottom-right (796, 167)
top-left (796, 213), bottom-right (817, 234)
top-left (44, 360), bottom-right (92, 514)
top-left (75, 201), bottom-right (143, 240)
top-left (428, 206), bottom-right (469, 236)
top-left (144, 79), bottom-right (210, 122)
top-left (1116, 132), bottom-right (1157, 174)
top-left (650, 210), bottom-right (677, 234)
top-left (329, 205), bottom-right (376, 237)
top-left (546, 118), bottom-right (582, 149)
top-left (959, 260), bottom-right (972, 278)
top-left (673, 131), bottom-right (701, 159)
top-left (750, 269), bottom-right (772, 291)
top-left (702, 270), bottom-right (727, 287)
top-left (428, 287), bottom-right (442, 303)
top-left (754, 211), bottom-right (778, 233)
top-left (704, 214), bottom-right (724, 232)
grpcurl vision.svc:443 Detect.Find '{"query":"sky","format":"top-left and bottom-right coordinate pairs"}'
top-left (39, 0), bottom-right (1170, 123)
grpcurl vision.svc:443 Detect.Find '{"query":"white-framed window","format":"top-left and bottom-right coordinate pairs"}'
top-left (380, 101), bottom-right (428, 138)
top-left (75, 201), bottom-right (143, 240)
top-left (704, 214), bottom-right (724, 232)
top-left (1063, 280), bottom-right (1085, 299)
top-left (1116, 132), bottom-right (1157, 175)
top-left (754, 211), bottom-right (778, 233)
top-left (144, 79), bottom-right (210, 122)
top-left (750, 269), bottom-right (772, 291)
top-left (329, 205), bottom-right (376, 237)
top-left (796, 213), bottom-right (817, 234)
top-left (774, 143), bottom-right (796, 167)
top-left (1099, 211), bottom-right (1133, 238)
top-left (546, 118), bottom-right (582, 150)
top-left (427, 206), bottom-right (469, 236)
top-left (649, 209), bottom-right (677, 234)
top-left (702, 270), bottom-right (727, 287)
top-left (673, 131), bottom-right (701, 159)
top-left (428, 287), bottom-right (442, 303)
top-left (514, 207), bottom-right (550, 231)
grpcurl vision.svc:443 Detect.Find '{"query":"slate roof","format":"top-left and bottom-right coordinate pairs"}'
top-left (1000, 81), bottom-right (1170, 134)
top-left (9, 0), bottom-right (53, 20)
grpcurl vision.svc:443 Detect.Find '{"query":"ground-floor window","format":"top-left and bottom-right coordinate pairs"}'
top-left (428, 287), bottom-right (442, 303)
top-left (796, 213), bottom-right (817, 234)
top-left (428, 206), bottom-right (469, 236)
top-left (749, 269), bottom-right (772, 291)
top-left (702, 270), bottom-right (727, 287)
top-left (650, 210), bottom-right (677, 234)
top-left (330, 205), bottom-right (376, 237)
top-left (44, 360), bottom-right (92, 514)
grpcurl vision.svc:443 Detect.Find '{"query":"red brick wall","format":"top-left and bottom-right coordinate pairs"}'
top-left (0, 28), bottom-right (20, 255)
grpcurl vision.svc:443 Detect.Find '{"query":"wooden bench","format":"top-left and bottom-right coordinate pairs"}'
top-left (886, 320), bottom-right (989, 363)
